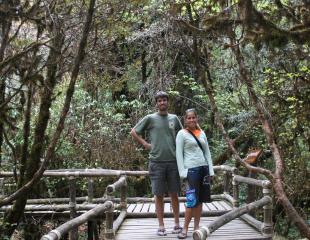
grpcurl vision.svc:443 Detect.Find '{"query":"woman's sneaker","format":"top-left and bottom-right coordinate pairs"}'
top-left (177, 232), bottom-right (187, 239)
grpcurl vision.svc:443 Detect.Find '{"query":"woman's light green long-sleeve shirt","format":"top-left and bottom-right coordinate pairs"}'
top-left (176, 129), bottom-right (214, 179)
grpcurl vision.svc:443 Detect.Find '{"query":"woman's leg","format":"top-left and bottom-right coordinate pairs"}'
top-left (193, 203), bottom-right (203, 230)
top-left (182, 207), bottom-right (192, 234)
top-left (181, 167), bottom-right (200, 236)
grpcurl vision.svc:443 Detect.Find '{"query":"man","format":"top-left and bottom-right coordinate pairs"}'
top-left (130, 91), bottom-right (183, 236)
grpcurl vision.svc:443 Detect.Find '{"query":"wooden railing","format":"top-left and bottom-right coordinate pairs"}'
top-left (0, 169), bottom-right (147, 240)
top-left (41, 175), bottom-right (128, 240)
top-left (0, 165), bottom-right (273, 240)
top-left (193, 167), bottom-right (273, 240)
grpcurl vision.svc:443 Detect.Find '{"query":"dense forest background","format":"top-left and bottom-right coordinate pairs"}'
top-left (0, 0), bottom-right (309, 239)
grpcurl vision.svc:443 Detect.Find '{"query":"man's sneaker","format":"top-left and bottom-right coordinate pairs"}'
top-left (157, 228), bottom-right (167, 236)
top-left (172, 226), bottom-right (183, 234)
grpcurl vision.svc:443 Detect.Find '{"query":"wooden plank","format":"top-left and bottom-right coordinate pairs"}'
top-left (164, 203), bottom-right (170, 213)
top-left (202, 202), bottom-right (211, 211)
top-left (134, 203), bottom-right (144, 213)
top-left (141, 203), bottom-right (150, 213)
top-left (149, 203), bottom-right (156, 213)
top-left (179, 202), bottom-right (186, 213)
top-left (127, 204), bottom-right (136, 213)
top-left (212, 201), bottom-right (225, 211)
top-left (206, 202), bottom-right (217, 211)
top-left (218, 200), bottom-right (232, 210)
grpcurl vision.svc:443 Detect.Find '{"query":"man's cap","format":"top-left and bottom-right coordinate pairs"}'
top-left (155, 91), bottom-right (169, 101)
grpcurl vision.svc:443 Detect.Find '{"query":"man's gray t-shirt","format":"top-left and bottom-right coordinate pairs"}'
top-left (134, 113), bottom-right (182, 162)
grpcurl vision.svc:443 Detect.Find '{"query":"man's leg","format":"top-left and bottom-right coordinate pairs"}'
top-left (166, 161), bottom-right (181, 230)
top-left (170, 192), bottom-right (180, 227)
top-left (155, 194), bottom-right (165, 227)
top-left (149, 161), bottom-right (166, 235)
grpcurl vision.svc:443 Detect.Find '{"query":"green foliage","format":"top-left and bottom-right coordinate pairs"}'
top-left (1, 0), bottom-right (310, 237)
top-left (47, 81), bottom-right (147, 169)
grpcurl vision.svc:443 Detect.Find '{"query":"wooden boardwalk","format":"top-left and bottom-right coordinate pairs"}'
top-left (115, 201), bottom-right (271, 240)
top-left (116, 218), bottom-right (268, 240)
top-left (2, 166), bottom-right (273, 239)
top-left (125, 200), bottom-right (232, 216)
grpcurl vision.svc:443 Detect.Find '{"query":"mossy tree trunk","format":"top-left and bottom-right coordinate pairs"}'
top-left (0, 21), bottom-right (64, 237)
top-left (0, 0), bottom-right (12, 166)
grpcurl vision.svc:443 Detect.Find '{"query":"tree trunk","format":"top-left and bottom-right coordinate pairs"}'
top-left (0, 81), bottom-right (5, 166)
top-left (0, 8), bottom-right (12, 166)
top-left (0, 22), bottom-right (64, 237)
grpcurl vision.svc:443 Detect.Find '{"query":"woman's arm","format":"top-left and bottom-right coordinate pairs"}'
top-left (176, 130), bottom-right (188, 179)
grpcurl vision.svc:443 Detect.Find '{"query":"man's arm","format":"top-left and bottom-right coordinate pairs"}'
top-left (130, 128), bottom-right (151, 150)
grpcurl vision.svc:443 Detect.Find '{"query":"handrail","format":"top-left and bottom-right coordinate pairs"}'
top-left (0, 165), bottom-right (273, 239)
top-left (233, 175), bottom-right (271, 188)
top-left (40, 201), bottom-right (113, 240)
top-left (106, 175), bottom-right (127, 194)
top-left (0, 164), bottom-right (235, 178)
top-left (193, 165), bottom-right (273, 240)
top-left (0, 169), bottom-right (148, 177)
top-left (214, 165), bottom-right (237, 173)
top-left (113, 210), bottom-right (127, 232)
top-left (193, 196), bottom-right (272, 240)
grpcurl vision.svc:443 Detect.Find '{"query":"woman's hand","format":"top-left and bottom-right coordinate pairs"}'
top-left (208, 176), bottom-right (214, 184)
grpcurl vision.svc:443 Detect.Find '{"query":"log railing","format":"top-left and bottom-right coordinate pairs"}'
top-left (41, 201), bottom-right (113, 240)
top-left (193, 167), bottom-right (273, 240)
top-left (0, 165), bottom-right (273, 239)
top-left (0, 169), bottom-right (145, 240)
top-left (39, 174), bottom-right (129, 240)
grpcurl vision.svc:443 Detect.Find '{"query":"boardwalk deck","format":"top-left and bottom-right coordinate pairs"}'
top-left (125, 200), bottom-right (232, 216)
top-left (115, 201), bottom-right (270, 240)
top-left (115, 218), bottom-right (269, 240)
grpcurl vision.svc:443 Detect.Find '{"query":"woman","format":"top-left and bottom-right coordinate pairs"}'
top-left (176, 109), bottom-right (215, 239)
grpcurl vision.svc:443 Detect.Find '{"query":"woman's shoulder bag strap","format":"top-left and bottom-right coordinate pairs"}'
top-left (187, 129), bottom-right (204, 154)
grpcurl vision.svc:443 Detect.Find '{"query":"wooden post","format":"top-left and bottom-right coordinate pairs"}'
top-left (232, 177), bottom-right (239, 207)
top-left (69, 176), bottom-right (78, 240)
top-left (262, 185), bottom-right (273, 237)
top-left (87, 178), bottom-right (98, 240)
top-left (105, 186), bottom-right (115, 240)
top-left (223, 171), bottom-right (231, 194)
top-left (120, 175), bottom-right (127, 211)
top-left (88, 178), bottom-right (94, 202)
top-left (105, 198), bottom-right (114, 240)
top-left (0, 178), bottom-right (4, 197)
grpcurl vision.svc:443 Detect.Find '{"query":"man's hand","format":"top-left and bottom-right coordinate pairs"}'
top-left (131, 128), bottom-right (151, 150)
top-left (143, 143), bottom-right (151, 150)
